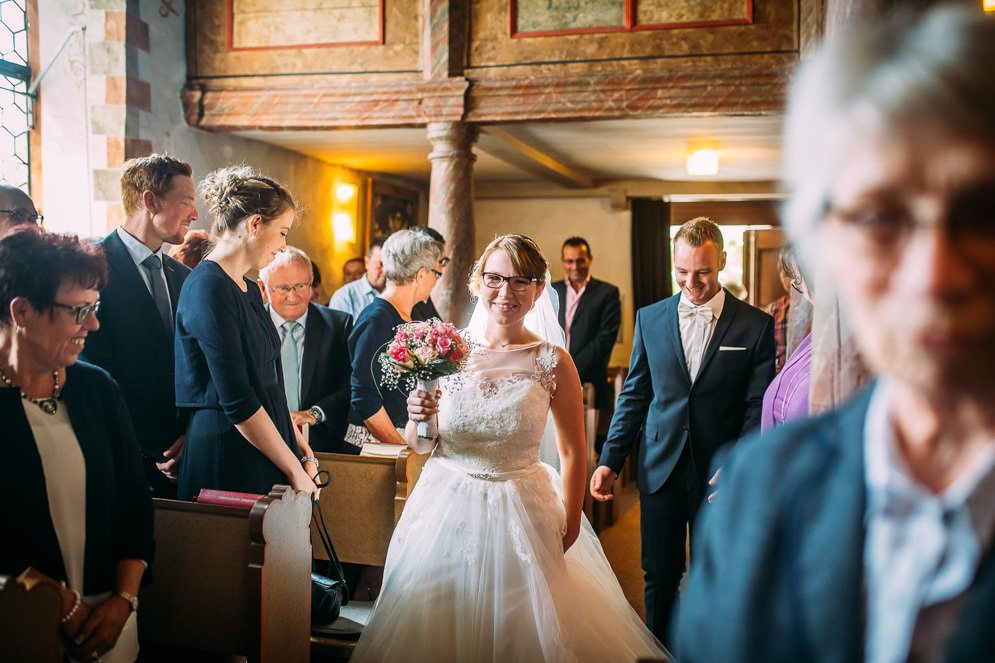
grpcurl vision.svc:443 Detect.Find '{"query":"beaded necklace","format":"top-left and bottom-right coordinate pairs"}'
top-left (0, 366), bottom-right (62, 414)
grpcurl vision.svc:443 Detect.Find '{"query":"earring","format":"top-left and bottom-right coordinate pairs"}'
top-left (15, 325), bottom-right (24, 334)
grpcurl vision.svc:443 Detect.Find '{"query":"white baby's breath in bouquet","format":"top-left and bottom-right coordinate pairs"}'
top-left (379, 318), bottom-right (471, 438)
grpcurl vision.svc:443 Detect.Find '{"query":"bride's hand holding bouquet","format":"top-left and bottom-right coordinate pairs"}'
top-left (379, 318), bottom-right (471, 449)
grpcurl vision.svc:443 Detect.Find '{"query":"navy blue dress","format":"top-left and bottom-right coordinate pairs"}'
top-left (174, 260), bottom-right (295, 501)
top-left (349, 297), bottom-right (408, 430)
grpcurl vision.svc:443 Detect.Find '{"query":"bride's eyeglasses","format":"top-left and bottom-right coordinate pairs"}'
top-left (481, 272), bottom-right (537, 292)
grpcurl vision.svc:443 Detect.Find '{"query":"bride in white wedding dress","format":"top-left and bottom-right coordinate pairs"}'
top-left (351, 235), bottom-right (669, 662)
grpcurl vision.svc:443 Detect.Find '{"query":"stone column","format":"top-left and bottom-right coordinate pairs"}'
top-left (427, 121), bottom-right (478, 326)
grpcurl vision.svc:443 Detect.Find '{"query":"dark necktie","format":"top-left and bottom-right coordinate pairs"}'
top-left (142, 254), bottom-right (172, 335)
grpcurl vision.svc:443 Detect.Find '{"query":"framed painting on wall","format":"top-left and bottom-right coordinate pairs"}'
top-left (366, 179), bottom-right (420, 248)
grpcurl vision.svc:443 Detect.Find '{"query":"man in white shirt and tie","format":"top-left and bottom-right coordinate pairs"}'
top-left (591, 216), bottom-right (774, 645)
top-left (260, 247), bottom-right (354, 453)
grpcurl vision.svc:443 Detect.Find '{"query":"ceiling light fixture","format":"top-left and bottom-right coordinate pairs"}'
top-left (686, 149), bottom-right (720, 177)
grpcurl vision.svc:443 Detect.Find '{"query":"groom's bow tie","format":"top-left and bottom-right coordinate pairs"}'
top-left (679, 302), bottom-right (713, 324)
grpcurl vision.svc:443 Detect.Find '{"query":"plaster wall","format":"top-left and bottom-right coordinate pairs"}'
top-left (474, 196), bottom-right (634, 367)
top-left (34, 0), bottom-right (374, 300)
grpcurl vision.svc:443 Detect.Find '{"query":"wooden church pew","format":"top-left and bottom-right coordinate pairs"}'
top-left (0, 572), bottom-right (62, 662)
top-left (310, 448), bottom-right (428, 661)
top-left (139, 485), bottom-right (312, 663)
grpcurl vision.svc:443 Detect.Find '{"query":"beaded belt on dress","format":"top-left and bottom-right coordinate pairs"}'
top-left (433, 455), bottom-right (542, 481)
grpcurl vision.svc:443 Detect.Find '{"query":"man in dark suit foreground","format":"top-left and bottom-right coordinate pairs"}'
top-left (552, 237), bottom-right (621, 411)
top-left (591, 216), bottom-right (774, 643)
top-left (675, 8), bottom-right (995, 662)
top-left (259, 247), bottom-right (353, 453)
top-left (81, 153), bottom-right (198, 497)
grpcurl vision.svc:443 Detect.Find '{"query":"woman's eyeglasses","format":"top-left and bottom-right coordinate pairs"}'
top-left (481, 272), bottom-right (537, 292)
top-left (52, 300), bottom-right (101, 324)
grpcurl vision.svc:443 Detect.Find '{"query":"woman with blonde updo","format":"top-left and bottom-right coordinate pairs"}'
top-left (174, 166), bottom-right (320, 501)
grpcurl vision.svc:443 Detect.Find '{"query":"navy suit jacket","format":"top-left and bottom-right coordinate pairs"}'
top-left (552, 277), bottom-right (621, 409)
top-left (80, 230), bottom-right (190, 461)
top-left (599, 289), bottom-right (774, 493)
top-left (674, 386), bottom-right (995, 662)
top-left (299, 304), bottom-right (354, 453)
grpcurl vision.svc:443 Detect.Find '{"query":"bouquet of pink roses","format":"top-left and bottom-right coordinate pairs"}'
top-left (379, 318), bottom-right (471, 438)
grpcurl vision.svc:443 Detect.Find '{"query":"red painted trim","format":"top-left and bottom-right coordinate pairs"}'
top-left (225, 0), bottom-right (386, 53)
top-left (631, 17), bottom-right (754, 31)
top-left (510, 0), bottom-right (753, 38)
top-left (512, 25), bottom-right (630, 38)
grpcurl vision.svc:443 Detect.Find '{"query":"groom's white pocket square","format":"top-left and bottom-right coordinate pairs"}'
top-left (719, 346), bottom-right (747, 351)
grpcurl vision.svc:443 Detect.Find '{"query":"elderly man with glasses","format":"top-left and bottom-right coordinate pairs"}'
top-left (258, 246), bottom-right (354, 453)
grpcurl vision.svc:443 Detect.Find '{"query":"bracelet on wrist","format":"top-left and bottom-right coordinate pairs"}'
top-left (115, 590), bottom-right (139, 613)
top-left (61, 588), bottom-right (82, 625)
top-left (300, 455), bottom-right (318, 465)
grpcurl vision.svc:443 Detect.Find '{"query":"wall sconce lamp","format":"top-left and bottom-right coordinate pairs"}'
top-left (333, 212), bottom-right (355, 243)
top-left (984, 0), bottom-right (994, 12)
top-left (332, 182), bottom-right (358, 243)
top-left (336, 183), bottom-right (357, 202)
top-left (686, 149), bottom-right (720, 177)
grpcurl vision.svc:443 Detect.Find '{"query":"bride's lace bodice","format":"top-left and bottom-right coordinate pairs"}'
top-left (435, 342), bottom-right (559, 474)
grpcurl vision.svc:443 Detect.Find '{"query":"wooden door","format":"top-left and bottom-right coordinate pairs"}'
top-left (743, 228), bottom-right (787, 309)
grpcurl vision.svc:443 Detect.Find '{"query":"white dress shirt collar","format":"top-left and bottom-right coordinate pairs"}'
top-left (863, 379), bottom-right (995, 663)
top-left (678, 287), bottom-right (725, 319)
top-left (116, 226), bottom-right (160, 267)
top-left (268, 305), bottom-right (309, 331)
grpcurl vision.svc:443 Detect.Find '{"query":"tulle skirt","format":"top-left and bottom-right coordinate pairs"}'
top-left (351, 455), bottom-right (669, 663)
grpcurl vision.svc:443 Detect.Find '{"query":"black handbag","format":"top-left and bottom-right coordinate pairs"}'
top-left (311, 480), bottom-right (349, 625)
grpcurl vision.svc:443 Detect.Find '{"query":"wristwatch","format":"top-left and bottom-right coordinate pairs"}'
top-left (309, 406), bottom-right (323, 424)
top-left (115, 590), bottom-right (139, 613)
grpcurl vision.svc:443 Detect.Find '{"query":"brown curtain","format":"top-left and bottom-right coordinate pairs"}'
top-left (630, 198), bottom-right (672, 310)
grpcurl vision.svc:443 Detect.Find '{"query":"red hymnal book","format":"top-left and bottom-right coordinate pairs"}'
top-left (193, 489), bottom-right (264, 509)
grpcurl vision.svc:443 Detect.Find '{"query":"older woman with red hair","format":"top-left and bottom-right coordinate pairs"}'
top-left (0, 226), bottom-right (153, 663)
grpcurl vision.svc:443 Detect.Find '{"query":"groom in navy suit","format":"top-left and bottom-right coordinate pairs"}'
top-left (591, 216), bottom-right (774, 643)
top-left (81, 154), bottom-right (198, 498)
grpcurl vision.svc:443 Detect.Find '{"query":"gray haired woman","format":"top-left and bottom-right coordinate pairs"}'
top-left (345, 229), bottom-right (446, 449)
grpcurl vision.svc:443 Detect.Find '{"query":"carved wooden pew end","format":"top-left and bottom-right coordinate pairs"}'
top-left (139, 485), bottom-right (312, 663)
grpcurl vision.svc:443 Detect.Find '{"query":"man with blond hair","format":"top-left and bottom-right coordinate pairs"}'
top-left (81, 153), bottom-right (198, 497)
top-left (591, 216), bottom-right (774, 644)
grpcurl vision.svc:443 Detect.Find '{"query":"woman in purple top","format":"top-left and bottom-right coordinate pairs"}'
top-left (761, 245), bottom-right (814, 431)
